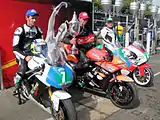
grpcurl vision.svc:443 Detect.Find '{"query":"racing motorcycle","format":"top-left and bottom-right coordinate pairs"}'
top-left (13, 2), bottom-right (77, 120)
top-left (63, 34), bottom-right (139, 109)
top-left (123, 41), bottom-right (154, 86)
top-left (103, 40), bottom-right (154, 87)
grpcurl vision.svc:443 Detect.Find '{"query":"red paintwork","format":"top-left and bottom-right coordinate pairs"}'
top-left (2, 64), bottom-right (18, 88)
top-left (85, 46), bottom-right (121, 73)
top-left (63, 43), bottom-right (72, 54)
top-left (86, 48), bottom-right (109, 61)
top-left (95, 62), bottom-right (120, 73)
top-left (130, 44), bottom-right (146, 53)
top-left (127, 64), bottom-right (137, 71)
top-left (76, 34), bottom-right (94, 44)
top-left (138, 63), bottom-right (151, 76)
top-left (0, 0), bottom-right (71, 88)
top-left (67, 54), bottom-right (79, 63)
top-left (64, 34), bottom-right (95, 63)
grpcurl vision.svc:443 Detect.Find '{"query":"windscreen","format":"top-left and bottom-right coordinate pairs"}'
top-left (132, 41), bottom-right (145, 51)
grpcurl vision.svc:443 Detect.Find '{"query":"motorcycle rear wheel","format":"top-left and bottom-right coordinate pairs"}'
top-left (133, 68), bottom-right (154, 87)
top-left (51, 99), bottom-right (77, 120)
top-left (108, 82), bottom-right (138, 109)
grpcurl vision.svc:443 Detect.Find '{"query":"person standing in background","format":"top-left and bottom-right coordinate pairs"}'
top-left (115, 21), bottom-right (124, 44)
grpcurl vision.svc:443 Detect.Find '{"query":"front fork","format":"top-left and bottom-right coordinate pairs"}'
top-left (48, 87), bottom-right (71, 111)
top-left (138, 63), bottom-right (151, 77)
top-left (48, 87), bottom-right (53, 103)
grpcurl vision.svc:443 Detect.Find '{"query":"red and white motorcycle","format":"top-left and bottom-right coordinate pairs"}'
top-left (122, 41), bottom-right (154, 87)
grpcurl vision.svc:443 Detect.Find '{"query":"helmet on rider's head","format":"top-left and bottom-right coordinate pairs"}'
top-left (69, 11), bottom-right (80, 37)
top-left (31, 39), bottom-right (47, 56)
top-left (26, 9), bottom-right (39, 17)
top-left (105, 17), bottom-right (113, 23)
top-left (78, 12), bottom-right (89, 20)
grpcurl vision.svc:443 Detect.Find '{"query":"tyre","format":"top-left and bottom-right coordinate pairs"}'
top-left (51, 98), bottom-right (77, 120)
top-left (109, 82), bottom-right (138, 109)
top-left (133, 68), bottom-right (154, 87)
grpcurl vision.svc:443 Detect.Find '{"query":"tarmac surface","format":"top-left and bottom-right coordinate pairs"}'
top-left (0, 53), bottom-right (160, 120)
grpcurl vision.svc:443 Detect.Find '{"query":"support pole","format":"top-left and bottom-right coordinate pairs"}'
top-left (0, 50), bottom-right (3, 90)
top-left (151, 19), bottom-right (157, 54)
top-left (134, 15), bottom-right (138, 41)
top-left (146, 32), bottom-right (151, 55)
top-left (136, 16), bottom-right (139, 41)
top-left (125, 32), bottom-right (130, 47)
top-left (92, 0), bottom-right (94, 32)
top-left (125, 15), bottom-right (130, 47)
top-left (146, 18), bottom-right (151, 55)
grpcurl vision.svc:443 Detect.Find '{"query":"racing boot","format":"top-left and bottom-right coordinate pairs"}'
top-left (13, 73), bottom-right (21, 90)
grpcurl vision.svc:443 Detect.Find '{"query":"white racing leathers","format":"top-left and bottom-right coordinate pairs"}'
top-left (13, 24), bottom-right (43, 60)
top-left (12, 24), bottom-right (43, 79)
top-left (100, 26), bottom-right (122, 51)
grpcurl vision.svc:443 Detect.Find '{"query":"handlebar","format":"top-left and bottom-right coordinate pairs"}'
top-left (26, 64), bottom-right (45, 75)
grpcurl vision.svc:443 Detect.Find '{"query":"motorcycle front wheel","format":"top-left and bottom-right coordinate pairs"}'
top-left (51, 98), bottom-right (77, 120)
top-left (108, 82), bottom-right (138, 109)
top-left (133, 68), bottom-right (154, 87)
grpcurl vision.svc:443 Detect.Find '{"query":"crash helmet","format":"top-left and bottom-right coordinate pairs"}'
top-left (105, 17), bottom-right (113, 23)
top-left (78, 12), bottom-right (89, 20)
top-left (30, 39), bottom-right (47, 56)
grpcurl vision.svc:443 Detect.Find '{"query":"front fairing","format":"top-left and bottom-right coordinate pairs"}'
top-left (112, 48), bottom-right (131, 68)
top-left (96, 44), bottom-right (131, 68)
top-left (132, 41), bottom-right (146, 52)
top-left (144, 52), bottom-right (149, 60)
top-left (44, 6), bottom-right (74, 89)
top-left (127, 45), bottom-right (149, 65)
top-left (95, 44), bottom-right (103, 49)
top-left (46, 63), bottom-right (73, 89)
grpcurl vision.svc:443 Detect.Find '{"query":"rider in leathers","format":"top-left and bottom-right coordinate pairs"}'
top-left (12, 9), bottom-right (43, 89)
top-left (100, 17), bottom-right (122, 50)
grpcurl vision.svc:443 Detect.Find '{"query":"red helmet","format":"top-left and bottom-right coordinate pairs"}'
top-left (78, 12), bottom-right (89, 20)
